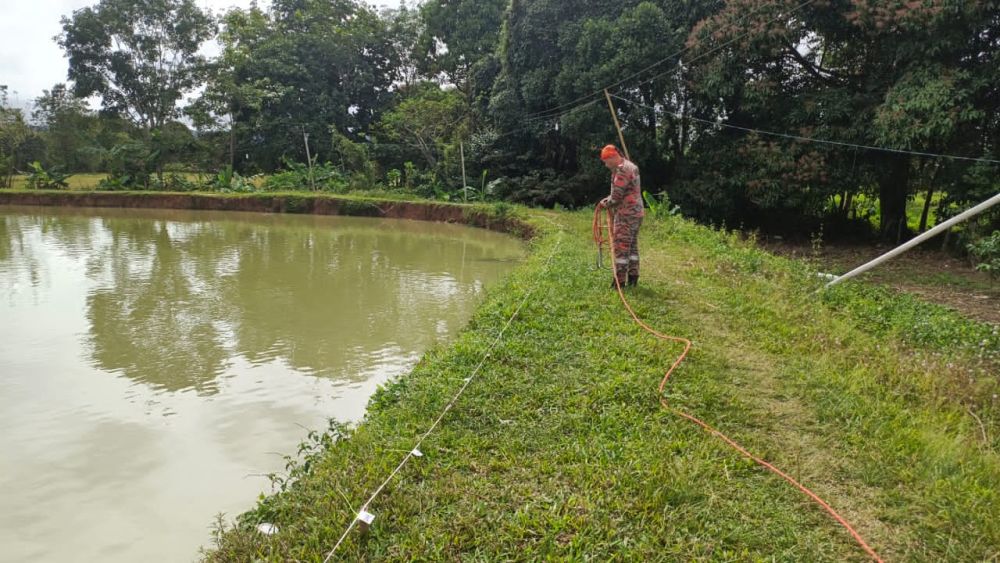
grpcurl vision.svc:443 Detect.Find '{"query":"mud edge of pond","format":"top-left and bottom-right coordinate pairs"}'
top-left (0, 191), bottom-right (535, 239)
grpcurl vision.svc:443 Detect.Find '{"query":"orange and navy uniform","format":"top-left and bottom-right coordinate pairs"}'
top-left (606, 159), bottom-right (644, 283)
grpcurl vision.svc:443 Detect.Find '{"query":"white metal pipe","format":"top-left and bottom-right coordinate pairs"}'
top-left (824, 191), bottom-right (1000, 289)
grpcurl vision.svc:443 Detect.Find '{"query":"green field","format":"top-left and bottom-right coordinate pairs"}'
top-left (8, 173), bottom-right (107, 191)
top-left (843, 191), bottom-right (950, 233)
top-left (204, 206), bottom-right (999, 562)
top-left (7, 173), bottom-right (261, 191)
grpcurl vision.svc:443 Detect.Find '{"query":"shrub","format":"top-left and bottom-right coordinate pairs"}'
top-left (968, 231), bottom-right (1000, 281)
top-left (151, 172), bottom-right (198, 192)
top-left (102, 141), bottom-right (157, 190)
top-left (642, 190), bottom-right (681, 220)
top-left (205, 167), bottom-right (258, 193)
top-left (264, 159), bottom-right (348, 192)
top-left (24, 161), bottom-right (71, 189)
top-left (487, 170), bottom-right (585, 208)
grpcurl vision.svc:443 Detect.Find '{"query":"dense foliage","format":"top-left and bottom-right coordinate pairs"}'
top-left (2, 0), bottom-right (998, 245)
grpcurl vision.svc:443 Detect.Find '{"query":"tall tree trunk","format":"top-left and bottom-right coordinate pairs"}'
top-left (877, 155), bottom-right (911, 241)
top-left (672, 96), bottom-right (688, 178)
top-left (144, 125), bottom-right (163, 186)
top-left (937, 195), bottom-right (953, 250)
top-left (919, 186), bottom-right (935, 232)
top-left (5, 150), bottom-right (17, 188)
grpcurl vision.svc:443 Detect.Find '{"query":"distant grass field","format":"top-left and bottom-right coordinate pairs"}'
top-left (7, 172), bottom-right (269, 190)
top-left (846, 191), bottom-right (948, 233)
top-left (9, 173), bottom-right (107, 191)
top-left (907, 191), bottom-right (948, 231)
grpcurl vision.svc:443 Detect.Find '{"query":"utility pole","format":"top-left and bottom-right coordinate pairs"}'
top-left (302, 127), bottom-right (316, 191)
top-left (460, 140), bottom-right (468, 203)
top-left (604, 89), bottom-right (630, 160)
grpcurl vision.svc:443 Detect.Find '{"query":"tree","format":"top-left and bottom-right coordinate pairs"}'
top-left (201, 0), bottom-right (399, 171)
top-left (682, 0), bottom-right (999, 238)
top-left (33, 84), bottom-right (100, 172)
top-left (417, 0), bottom-right (507, 92)
top-left (488, 0), bottom-right (620, 202)
top-left (188, 6), bottom-right (273, 171)
top-left (58, 0), bottom-right (214, 131)
top-left (486, 1), bottom-right (711, 206)
top-left (382, 2), bottom-right (425, 91)
top-left (0, 86), bottom-right (38, 188)
top-left (377, 83), bottom-right (466, 172)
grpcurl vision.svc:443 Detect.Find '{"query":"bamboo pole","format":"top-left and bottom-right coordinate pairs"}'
top-left (604, 89), bottom-right (630, 160)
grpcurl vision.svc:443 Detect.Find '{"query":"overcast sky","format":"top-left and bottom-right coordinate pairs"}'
top-left (0, 0), bottom-right (400, 110)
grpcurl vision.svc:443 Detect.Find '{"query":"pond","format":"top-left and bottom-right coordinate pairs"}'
top-left (0, 206), bottom-right (525, 562)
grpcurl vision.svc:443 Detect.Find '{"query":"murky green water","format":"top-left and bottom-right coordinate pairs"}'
top-left (0, 206), bottom-right (524, 562)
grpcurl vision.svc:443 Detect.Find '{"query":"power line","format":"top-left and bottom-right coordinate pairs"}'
top-left (610, 93), bottom-right (1000, 165)
top-left (491, 99), bottom-right (602, 142)
top-left (523, 0), bottom-right (819, 121)
top-left (625, 0), bottom-right (818, 93)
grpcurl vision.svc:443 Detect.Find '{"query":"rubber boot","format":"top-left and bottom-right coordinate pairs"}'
top-left (627, 274), bottom-right (638, 287)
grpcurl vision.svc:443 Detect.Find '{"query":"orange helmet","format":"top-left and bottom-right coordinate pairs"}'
top-left (600, 144), bottom-right (620, 161)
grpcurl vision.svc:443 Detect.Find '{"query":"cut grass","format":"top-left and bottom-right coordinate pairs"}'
top-left (205, 208), bottom-right (1000, 561)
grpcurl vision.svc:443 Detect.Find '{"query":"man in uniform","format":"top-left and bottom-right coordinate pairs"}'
top-left (598, 144), bottom-right (644, 288)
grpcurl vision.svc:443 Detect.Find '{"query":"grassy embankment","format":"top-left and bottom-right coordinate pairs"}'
top-left (191, 206), bottom-right (997, 561)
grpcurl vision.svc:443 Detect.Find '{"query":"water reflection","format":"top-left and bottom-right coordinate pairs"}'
top-left (2, 207), bottom-right (522, 393)
top-left (84, 218), bottom-right (234, 393)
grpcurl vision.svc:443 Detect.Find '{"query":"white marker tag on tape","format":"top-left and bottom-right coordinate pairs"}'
top-left (412, 448), bottom-right (423, 458)
top-left (463, 377), bottom-right (472, 383)
top-left (256, 523), bottom-right (279, 535)
top-left (357, 511), bottom-right (376, 525)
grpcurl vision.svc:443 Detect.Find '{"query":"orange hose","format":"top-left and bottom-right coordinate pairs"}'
top-left (593, 206), bottom-right (883, 562)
